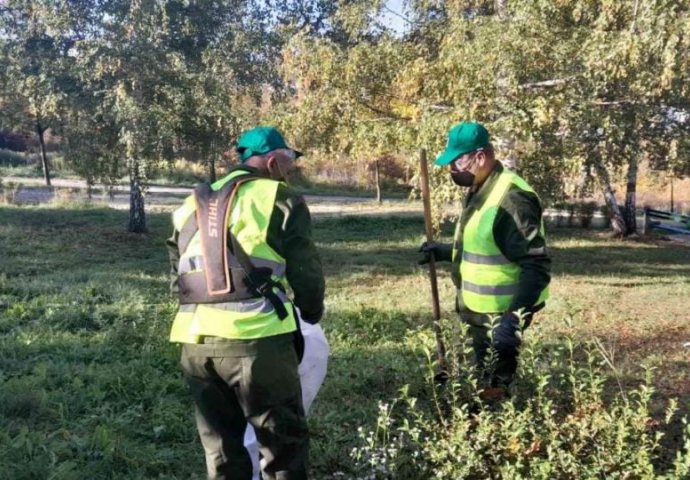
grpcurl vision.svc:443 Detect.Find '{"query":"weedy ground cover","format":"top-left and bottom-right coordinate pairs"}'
top-left (0, 204), bottom-right (688, 479)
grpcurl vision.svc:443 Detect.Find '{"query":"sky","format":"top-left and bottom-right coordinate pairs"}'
top-left (381, 0), bottom-right (409, 35)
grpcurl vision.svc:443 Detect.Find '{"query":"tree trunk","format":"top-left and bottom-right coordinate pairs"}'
top-left (495, 0), bottom-right (508, 19)
top-left (128, 158), bottom-right (147, 233)
top-left (670, 173), bottom-right (674, 212)
top-left (209, 154), bottom-right (217, 183)
top-left (36, 121), bottom-right (51, 187)
top-left (624, 155), bottom-right (638, 234)
top-left (592, 154), bottom-right (627, 237)
top-left (206, 141), bottom-right (217, 183)
top-left (374, 159), bottom-right (382, 204)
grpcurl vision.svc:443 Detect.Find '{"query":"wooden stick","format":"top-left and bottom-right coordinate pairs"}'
top-left (419, 148), bottom-right (448, 372)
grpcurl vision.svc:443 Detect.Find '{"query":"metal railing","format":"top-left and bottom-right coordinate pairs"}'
top-left (642, 208), bottom-right (690, 235)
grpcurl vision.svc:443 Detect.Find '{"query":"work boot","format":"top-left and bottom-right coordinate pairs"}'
top-left (433, 367), bottom-right (450, 386)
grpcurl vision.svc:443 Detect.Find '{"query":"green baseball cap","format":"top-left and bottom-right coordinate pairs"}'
top-left (235, 126), bottom-right (303, 163)
top-left (435, 122), bottom-right (490, 166)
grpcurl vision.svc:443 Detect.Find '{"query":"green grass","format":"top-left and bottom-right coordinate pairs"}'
top-left (0, 163), bottom-right (50, 178)
top-left (0, 205), bottom-right (688, 478)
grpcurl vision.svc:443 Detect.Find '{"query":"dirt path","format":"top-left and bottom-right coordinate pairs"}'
top-left (2, 175), bottom-right (423, 217)
top-left (4, 176), bottom-right (690, 243)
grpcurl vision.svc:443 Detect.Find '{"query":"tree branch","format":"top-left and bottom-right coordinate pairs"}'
top-left (425, 103), bottom-right (453, 111)
top-left (382, 5), bottom-right (416, 25)
top-left (592, 99), bottom-right (636, 106)
top-left (353, 96), bottom-right (412, 121)
top-left (519, 77), bottom-right (572, 89)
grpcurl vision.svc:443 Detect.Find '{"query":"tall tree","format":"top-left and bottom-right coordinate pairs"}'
top-left (64, 0), bottom-right (275, 232)
top-left (170, 0), bottom-right (276, 182)
top-left (0, 0), bottom-right (81, 186)
top-left (515, 0), bottom-right (690, 235)
top-left (71, 0), bottom-right (182, 232)
top-left (277, 0), bottom-right (690, 235)
top-left (275, 1), bottom-right (422, 198)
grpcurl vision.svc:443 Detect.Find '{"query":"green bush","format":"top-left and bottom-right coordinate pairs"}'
top-left (0, 181), bottom-right (20, 204)
top-left (0, 148), bottom-right (26, 167)
top-left (351, 318), bottom-right (690, 479)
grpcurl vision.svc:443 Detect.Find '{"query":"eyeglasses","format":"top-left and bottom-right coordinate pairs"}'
top-left (452, 148), bottom-right (484, 169)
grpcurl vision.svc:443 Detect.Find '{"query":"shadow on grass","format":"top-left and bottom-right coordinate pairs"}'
top-left (16, 207), bottom-right (688, 285)
top-left (313, 217), bottom-right (690, 281)
top-left (551, 245), bottom-right (690, 280)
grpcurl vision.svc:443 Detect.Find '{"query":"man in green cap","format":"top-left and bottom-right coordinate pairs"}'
top-left (420, 121), bottom-right (551, 399)
top-left (167, 126), bottom-right (325, 479)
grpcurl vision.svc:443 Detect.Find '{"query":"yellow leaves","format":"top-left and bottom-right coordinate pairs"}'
top-left (281, 35), bottom-right (342, 91)
top-left (506, 436), bottom-right (521, 456)
top-left (659, 33), bottom-right (681, 91)
top-left (390, 101), bottom-right (420, 122)
top-left (394, 58), bottom-right (428, 102)
top-left (532, 98), bottom-right (555, 128)
top-left (504, 436), bottom-right (542, 458)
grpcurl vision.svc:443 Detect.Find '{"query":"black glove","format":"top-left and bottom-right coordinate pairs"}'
top-left (418, 241), bottom-right (452, 264)
top-left (492, 312), bottom-right (521, 354)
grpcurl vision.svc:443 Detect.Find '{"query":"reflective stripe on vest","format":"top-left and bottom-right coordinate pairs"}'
top-left (462, 251), bottom-right (512, 265)
top-left (169, 170), bottom-right (296, 342)
top-left (179, 254), bottom-right (287, 277)
top-left (459, 168), bottom-right (549, 313)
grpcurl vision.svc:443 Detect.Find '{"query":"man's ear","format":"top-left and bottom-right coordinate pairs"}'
top-left (266, 154), bottom-right (284, 180)
top-left (266, 154), bottom-right (277, 170)
top-left (476, 151), bottom-right (487, 168)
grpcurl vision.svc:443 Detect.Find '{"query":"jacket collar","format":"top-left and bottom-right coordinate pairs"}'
top-left (460, 162), bottom-right (504, 230)
top-left (463, 161), bottom-right (503, 210)
top-left (226, 164), bottom-right (270, 178)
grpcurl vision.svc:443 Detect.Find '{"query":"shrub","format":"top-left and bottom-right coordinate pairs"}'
top-left (148, 158), bottom-right (216, 185)
top-left (365, 155), bottom-right (408, 181)
top-left (0, 148), bottom-right (26, 167)
top-left (578, 201), bottom-right (601, 228)
top-left (0, 181), bottom-right (20, 204)
top-left (351, 318), bottom-right (690, 479)
top-left (0, 129), bottom-right (28, 151)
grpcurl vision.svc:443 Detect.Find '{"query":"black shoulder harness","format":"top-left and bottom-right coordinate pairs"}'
top-left (176, 174), bottom-right (289, 320)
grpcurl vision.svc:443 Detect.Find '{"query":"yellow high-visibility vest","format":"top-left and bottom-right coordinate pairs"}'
top-left (455, 168), bottom-right (549, 313)
top-left (169, 170), bottom-right (296, 343)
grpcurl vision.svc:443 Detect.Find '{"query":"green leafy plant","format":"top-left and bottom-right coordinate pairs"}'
top-left (351, 316), bottom-right (690, 479)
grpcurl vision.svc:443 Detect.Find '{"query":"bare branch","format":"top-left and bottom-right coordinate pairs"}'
top-left (353, 96), bottom-right (412, 122)
top-left (519, 78), bottom-right (572, 89)
top-left (425, 104), bottom-right (453, 112)
top-left (382, 5), bottom-right (416, 25)
top-left (592, 99), bottom-right (636, 106)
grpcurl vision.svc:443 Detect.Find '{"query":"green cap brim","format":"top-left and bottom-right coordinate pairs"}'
top-left (435, 147), bottom-right (463, 166)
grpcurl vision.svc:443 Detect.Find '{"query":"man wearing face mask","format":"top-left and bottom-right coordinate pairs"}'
top-left (167, 126), bottom-right (325, 479)
top-left (419, 122), bottom-right (551, 400)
